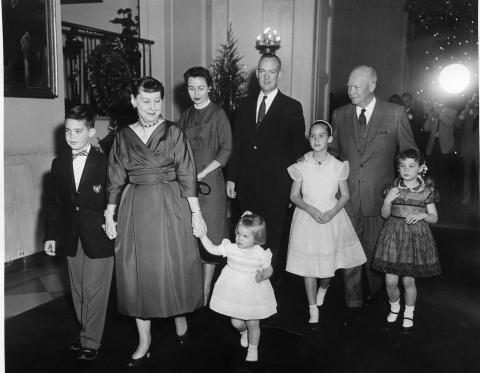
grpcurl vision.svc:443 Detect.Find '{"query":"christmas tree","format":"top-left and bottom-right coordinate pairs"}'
top-left (210, 24), bottom-right (248, 122)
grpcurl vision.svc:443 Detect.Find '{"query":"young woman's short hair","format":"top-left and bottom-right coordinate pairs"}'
top-left (66, 105), bottom-right (96, 129)
top-left (132, 76), bottom-right (165, 99)
top-left (237, 211), bottom-right (267, 245)
top-left (183, 66), bottom-right (213, 89)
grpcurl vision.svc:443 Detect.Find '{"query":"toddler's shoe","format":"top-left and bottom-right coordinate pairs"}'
top-left (246, 344), bottom-right (258, 362)
top-left (240, 330), bottom-right (248, 348)
top-left (308, 304), bottom-right (319, 324)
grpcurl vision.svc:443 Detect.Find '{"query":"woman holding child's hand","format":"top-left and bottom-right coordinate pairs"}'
top-left (106, 76), bottom-right (204, 368)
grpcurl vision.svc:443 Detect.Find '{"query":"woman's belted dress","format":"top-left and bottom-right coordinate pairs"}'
top-left (107, 121), bottom-right (203, 318)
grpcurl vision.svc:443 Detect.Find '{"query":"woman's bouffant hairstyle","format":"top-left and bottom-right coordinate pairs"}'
top-left (132, 76), bottom-right (164, 99)
top-left (237, 211), bottom-right (267, 245)
top-left (183, 66), bottom-right (213, 89)
top-left (66, 104), bottom-right (96, 129)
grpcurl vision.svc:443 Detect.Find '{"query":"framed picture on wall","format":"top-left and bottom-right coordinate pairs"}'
top-left (2, 0), bottom-right (58, 98)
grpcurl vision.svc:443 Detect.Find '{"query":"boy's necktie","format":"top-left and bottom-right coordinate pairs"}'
top-left (72, 149), bottom-right (89, 159)
top-left (359, 108), bottom-right (367, 134)
top-left (256, 95), bottom-right (267, 129)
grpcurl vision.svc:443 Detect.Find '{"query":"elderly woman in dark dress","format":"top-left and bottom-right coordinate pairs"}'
top-left (104, 77), bottom-right (205, 367)
top-left (177, 66), bottom-right (233, 306)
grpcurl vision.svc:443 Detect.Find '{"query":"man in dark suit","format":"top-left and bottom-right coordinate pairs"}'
top-left (44, 105), bottom-right (114, 360)
top-left (331, 66), bottom-right (417, 324)
top-left (226, 53), bottom-right (307, 281)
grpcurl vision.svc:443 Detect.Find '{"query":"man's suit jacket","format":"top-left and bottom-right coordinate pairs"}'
top-left (45, 146), bottom-right (114, 258)
top-left (331, 99), bottom-right (418, 217)
top-left (228, 90), bottom-right (307, 205)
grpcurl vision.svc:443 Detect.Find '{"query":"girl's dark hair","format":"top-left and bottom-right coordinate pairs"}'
top-left (237, 212), bottom-right (267, 245)
top-left (132, 76), bottom-right (164, 99)
top-left (66, 104), bottom-right (96, 128)
top-left (396, 148), bottom-right (425, 166)
top-left (183, 66), bottom-right (213, 89)
top-left (310, 120), bottom-right (333, 137)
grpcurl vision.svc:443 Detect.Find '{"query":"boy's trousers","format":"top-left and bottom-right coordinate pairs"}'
top-left (67, 241), bottom-right (114, 350)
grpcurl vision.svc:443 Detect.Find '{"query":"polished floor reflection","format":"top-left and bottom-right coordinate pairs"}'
top-left (5, 200), bottom-right (480, 373)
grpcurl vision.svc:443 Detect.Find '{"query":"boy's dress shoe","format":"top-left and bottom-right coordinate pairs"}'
top-left (69, 338), bottom-right (82, 351)
top-left (77, 347), bottom-right (98, 361)
top-left (126, 351), bottom-right (151, 368)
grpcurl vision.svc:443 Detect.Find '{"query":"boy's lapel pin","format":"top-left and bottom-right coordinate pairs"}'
top-left (93, 185), bottom-right (102, 193)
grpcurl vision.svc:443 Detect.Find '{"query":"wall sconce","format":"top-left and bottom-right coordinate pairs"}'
top-left (255, 27), bottom-right (281, 54)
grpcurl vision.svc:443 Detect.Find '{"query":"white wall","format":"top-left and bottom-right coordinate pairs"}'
top-left (4, 0), bottom-right (65, 262)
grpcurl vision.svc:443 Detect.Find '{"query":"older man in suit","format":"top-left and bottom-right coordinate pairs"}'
top-left (227, 53), bottom-right (307, 282)
top-left (331, 66), bottom-right (417, 324)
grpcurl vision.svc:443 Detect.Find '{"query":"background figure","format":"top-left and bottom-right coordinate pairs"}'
top-left (423, 101), bottom-right (458, 200)
top-left (105, 77), bottom-right (205, 367)
top-left (388, 94), bottom-right (402, 105)
top-left (331, 65), bottom-right (418, 325)
top-left (455, 93), bottom-right (479, 205)
top-left (402, 92), bottom-right (428, 154)
top-left (226, 53), bottom-right (307, 284)
top-left (177, 66), bottom-right (233, 306)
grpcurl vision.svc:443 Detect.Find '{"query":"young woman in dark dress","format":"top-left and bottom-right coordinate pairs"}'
top-left (177, 67), bottom-right (232, 306)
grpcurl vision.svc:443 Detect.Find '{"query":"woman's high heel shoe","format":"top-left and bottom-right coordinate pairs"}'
top-left (126, 350), bottom-right (151, 368)
top-left (177, 330), bottom-right (189, 345)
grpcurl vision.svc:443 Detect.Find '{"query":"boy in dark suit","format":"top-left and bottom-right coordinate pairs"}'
top-left (44, 105), bottom-right (114, 360)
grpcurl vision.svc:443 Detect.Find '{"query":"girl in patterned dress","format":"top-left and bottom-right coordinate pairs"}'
top-left (372, 149), bottom-right (441, 333)
top-left (195, 212), bottom-right (277, 362)
top-left (286, 120), bottom-right (366, 326)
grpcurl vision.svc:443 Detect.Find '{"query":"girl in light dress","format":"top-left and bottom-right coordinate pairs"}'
top-left (286, 120), bottom-right (366, 325)
top-left (372, 149), bottom-right (441, 333)
top-left (195, 212), bottom-right (277, 362)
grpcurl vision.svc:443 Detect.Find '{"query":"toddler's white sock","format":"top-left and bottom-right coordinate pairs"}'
top-left (316, 286), bottom-right (329, 306)
top-left (309, 304), bottom-right (319, 323)
top-left (387, 298), bottom-right (401, 323)
top-left (403, 305), bottom-right (415, 328)
top-left (240, 330), bottom-right (248, 348)
top-left (246, 344), bottom-right (258, 361)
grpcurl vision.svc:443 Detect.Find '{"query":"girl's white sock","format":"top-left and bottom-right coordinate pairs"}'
top-left (309, 304), bottom-right (319, 323)
top-left (240, 330), bottom-right (248, 348)
top-left (316, 285), bottom-right (329, 306)
top-left (403, 305), bottom-right (415, 328)
top-left (246, 344), bottom-right (258, 361)
top-left (387, 298), bottom-right (401, 322)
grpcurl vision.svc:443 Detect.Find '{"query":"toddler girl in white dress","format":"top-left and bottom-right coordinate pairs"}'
top-left (195, 211), bottom-right (276, 362)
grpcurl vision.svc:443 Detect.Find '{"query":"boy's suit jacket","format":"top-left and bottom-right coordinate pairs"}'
top-left (228, 90), bottom-right (307, 205)
top-left (45, 146), bottom-right (114, 258)
top-left (331, 99), bottom-right (418, 217)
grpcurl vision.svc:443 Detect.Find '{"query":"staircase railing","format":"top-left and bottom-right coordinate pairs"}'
top-left (62, 21), bottom-right (154, 112)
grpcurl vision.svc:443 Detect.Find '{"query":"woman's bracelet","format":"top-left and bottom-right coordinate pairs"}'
top-left (192, 210), bottom-right (201, 214)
